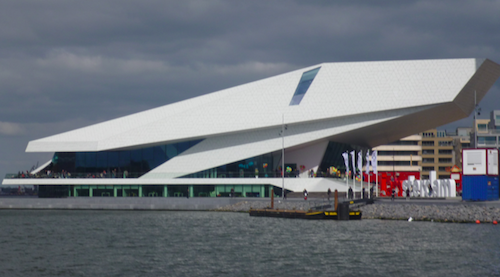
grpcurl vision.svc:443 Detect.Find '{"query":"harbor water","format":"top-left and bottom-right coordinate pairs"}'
top-left (1, 210), bottom-right (499, 277)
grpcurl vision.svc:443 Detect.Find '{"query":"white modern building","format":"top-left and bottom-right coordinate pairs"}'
top-left (4, 58), bottom-right (500, 198)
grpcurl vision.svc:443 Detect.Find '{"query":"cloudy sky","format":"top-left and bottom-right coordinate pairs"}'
top-left (1, 0), bottom-right (500, 181)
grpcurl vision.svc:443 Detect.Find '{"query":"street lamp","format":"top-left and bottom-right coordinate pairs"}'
top-left (474, 91), bottom-right (481, 148)
top-left (279, 114), bottom-right (287, 199)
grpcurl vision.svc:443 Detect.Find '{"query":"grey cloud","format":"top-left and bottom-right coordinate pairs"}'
top-left (0, 122), bottom-right (25, 136)
top-left (1, 0), bottom-right (500, 180)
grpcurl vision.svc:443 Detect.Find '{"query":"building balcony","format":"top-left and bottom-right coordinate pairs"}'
top-left (373, 145), bottom-right (421, 151)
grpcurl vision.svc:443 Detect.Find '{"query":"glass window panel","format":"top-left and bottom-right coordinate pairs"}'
top-left (150, 146), bottom-right (166, 169)
top-left (177, 141), bottom-right (190, 153)
top-left (166, 145), bottom-right (177, 159)
top-left (108, 151), bottom-right (119, 168)
top-left (485, 137), bottom-right (497, 145)
top-left (142, 147), bottom-right (154, 171)
top-left (289, 67), bottom-right (320, 106)
top-left (119, 151), bottom-right (130, 168)
top-left (75, 153), bottom-right (86, 172)
top-left (130, 149), bottom-right (143, 174)
top-left (96, 152), bottom-right (108, 170)
top-left (85, 152), bottom-right (96, 172)
top-left (131, 149), bottom-right (142, 162)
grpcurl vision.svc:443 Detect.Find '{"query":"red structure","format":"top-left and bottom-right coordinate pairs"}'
top-left (363, 171), bottom-right (420, 197)
top-left (450, 165), bottom-right (462, 195)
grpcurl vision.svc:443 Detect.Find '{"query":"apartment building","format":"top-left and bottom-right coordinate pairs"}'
top-left (450, 127), bottom-right (472, 170)
top-left (471, 111), bottom-right (500, 149)
top-left (420, 129), bottom-right (454, 180)
top-left (372, 134), bottom-right (422, 180)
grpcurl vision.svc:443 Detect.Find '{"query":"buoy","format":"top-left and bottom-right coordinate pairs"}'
top-left (476, 220), bottom-right (480, 224)
top-left (408, 217), bottom-right (413, 222)
top-left (493, 220), bottom-right (498, 225)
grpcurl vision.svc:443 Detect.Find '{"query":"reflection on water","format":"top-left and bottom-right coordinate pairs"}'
top-left (0, 210), bottom-right (499, 277)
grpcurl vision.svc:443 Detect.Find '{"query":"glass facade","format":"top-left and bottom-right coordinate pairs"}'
top-left (38, 184), bottom-right (276, 198)
top-left (183, 141), bottom-right (357, 179)
top-left (50, 140), bottom-right (202, 178)
top-left (319, 141), bottom-right (362, 175)
top-left (289, 67), bottom-right (321, 106)
top-left (182, 151), bottom-right (283, 178)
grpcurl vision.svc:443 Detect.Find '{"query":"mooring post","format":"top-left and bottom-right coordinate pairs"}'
top-left (334, 189), bottom-right (338, 211)
top-left (271, 189), bottom-right (274, 209)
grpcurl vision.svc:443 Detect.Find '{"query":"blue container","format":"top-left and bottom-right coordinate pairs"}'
top-left (487, 176), bottom-right (499, 201)
top-left (462, 175), bottom-right (499, 201)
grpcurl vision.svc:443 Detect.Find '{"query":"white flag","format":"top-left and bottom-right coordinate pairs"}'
top-left (342, 152), bottom-right (349, 173)
top-left (371, 150), bottom-right (378, 174)
top-left (350, 151), bottom-right (355, 175)
top-left (357, 151), bottom-right (363, 174)
top-left (365, 150), bottom-right (370, 175)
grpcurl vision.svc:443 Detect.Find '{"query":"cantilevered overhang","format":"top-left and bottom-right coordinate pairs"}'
top-left (25, 58), bottom-right (500, 153)
top-left (329, 59), bottom-right (500, 147)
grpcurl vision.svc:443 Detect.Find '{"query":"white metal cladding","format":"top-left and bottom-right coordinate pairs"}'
top-left (141, 105), bottom-right (432, 179)
top-left (7, 58), bottom-right (500, 190)
top-left (26, 58), bottom-right (499, 153)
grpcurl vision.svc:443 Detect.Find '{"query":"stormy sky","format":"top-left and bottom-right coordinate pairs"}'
top-left (1, 0), bottom-right (500, 181)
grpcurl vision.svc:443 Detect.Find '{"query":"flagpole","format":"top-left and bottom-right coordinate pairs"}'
top-left (342, 151), bottom-right (349, 201)
top-left (346, 170), bottom-right (348, 199)
top-left (361, 172), bottom-right (363, 199)
top-left (371, 150), bottom-right (378, 198)
top-left (368, 173), bottom-right (371, 198)
top-left (281, 113), bottom-right (285, 199)
top-left (352, 170), bottom-right (355, 199)
top-left (351, 151), bottom-right (355, 199)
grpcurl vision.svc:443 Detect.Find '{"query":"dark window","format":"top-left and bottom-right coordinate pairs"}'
top-left (289, 67), bottom-right (320, 105)
top-left (378, 151), bottom-right (419, 156)
top-left (422, 141), bottom-right (434, 146)
top-left (50, 139), bottom-right (202, 178)
top-left (439, 158), bottom-right (452, 163)
top-left (387, 141), bottom-right (419, 145)
top-left (438, 141), bottom-right (453, 146)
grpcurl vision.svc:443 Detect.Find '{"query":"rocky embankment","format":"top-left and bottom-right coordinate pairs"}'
top-left (360, 203), bottom-right (500, 223)
top-left (216, 200), bottom-right (500, 223)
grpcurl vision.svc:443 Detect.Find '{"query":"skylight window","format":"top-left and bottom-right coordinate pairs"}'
top-left (289, 67), bottom-right (320, 105)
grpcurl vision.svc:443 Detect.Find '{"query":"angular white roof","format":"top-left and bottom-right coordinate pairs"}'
top-left (24, 58), bottom-right (500, 179)
top-left (27, 58), bottom-right (500, 153)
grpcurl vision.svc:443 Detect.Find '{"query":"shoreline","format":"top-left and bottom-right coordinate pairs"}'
top-left (1, 197), bottom-right (500, 223)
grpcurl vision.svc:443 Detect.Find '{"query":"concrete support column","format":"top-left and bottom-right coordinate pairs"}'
top-left (189, 185), bottom-right (194, 198)
top-left (138, 186), bottom-right (143, 197)
top-left (74, 186), bottom-right (78, 197)
top-left (261, 185), bottom-right (265, 198)
top-left (113, 187), bottom-right (117, 197)
top-left (268, 186), bottom-right (273, 198)
top-left (122, 187), bottom-right (126, 197)
top-left (89, 186), bottom-right (93, 197)
top-left (164, 185), bottom-right (168, 197)
top-left (242, 186), bottom-right (246, 197)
